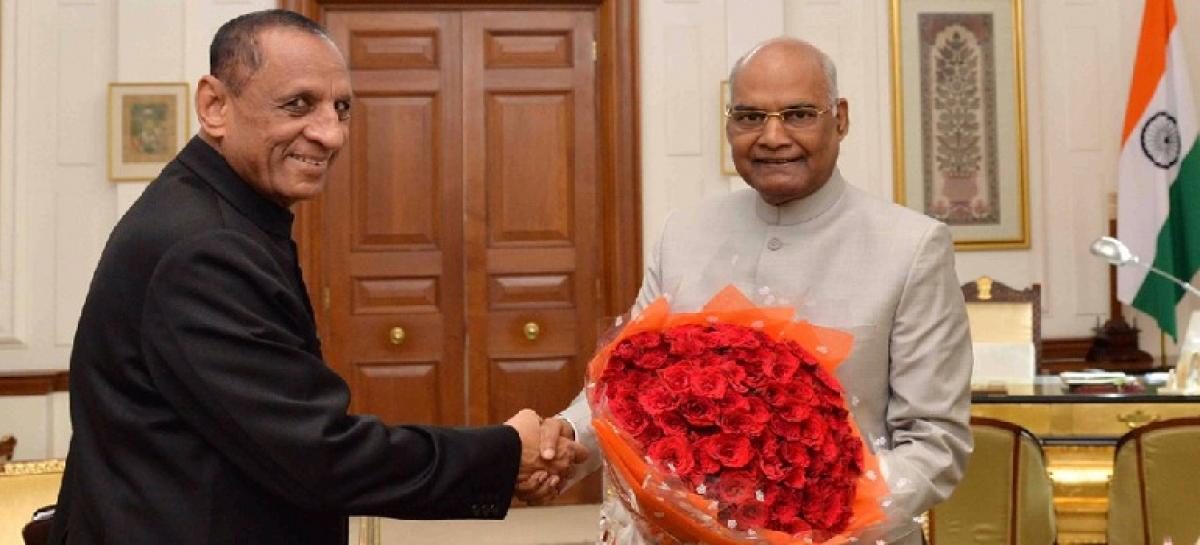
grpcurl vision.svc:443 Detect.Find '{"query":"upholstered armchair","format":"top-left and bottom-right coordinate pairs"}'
top-left (1109, 417), bottom-right (1200, 545)
top-left (927, 417), bottom-right (1056, 545)
top-left (0, 458), bottom-right (64, 545)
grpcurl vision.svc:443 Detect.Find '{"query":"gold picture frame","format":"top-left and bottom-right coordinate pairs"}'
top-left (107, 82), bottom-right (189, 181)
top-left (890, 0), bottom-right (1030, 250)
top-left (719, 80), bottom-right (737, 176)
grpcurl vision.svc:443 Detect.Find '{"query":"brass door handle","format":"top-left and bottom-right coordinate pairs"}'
top-left (389, 326), bottom-right (406, 346)
top-left (1117, 409), bottom-right (1159, 429)
top-left (523, 322), bottom-right (541, 341)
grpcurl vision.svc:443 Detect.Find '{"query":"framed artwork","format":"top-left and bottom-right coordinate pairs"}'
top-left (108, 83), bottom-right (189, 181)
top-left (719, 80), bottom-right (737, 176)
top-left (889, 0), bottom-right (1030, 250)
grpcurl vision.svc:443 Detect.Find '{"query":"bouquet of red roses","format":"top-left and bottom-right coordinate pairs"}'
top-left (588, 286), bottom-right (889, 545)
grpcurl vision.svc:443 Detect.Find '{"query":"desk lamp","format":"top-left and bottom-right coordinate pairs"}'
top-left (1090, 236), bottom-right (1200, 393)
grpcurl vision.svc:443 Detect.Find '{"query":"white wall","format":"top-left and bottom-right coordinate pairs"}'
top-left (0, 0), bottom-right (271, 460)
top-left (639, 0), bottom-right (1200, 361)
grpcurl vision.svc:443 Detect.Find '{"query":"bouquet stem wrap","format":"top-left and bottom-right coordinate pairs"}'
top-left (588, 286), bottom-right (889, 544)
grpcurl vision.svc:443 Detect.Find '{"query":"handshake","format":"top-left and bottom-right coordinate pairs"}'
top-left (504, 409), bottom-right (589, 506)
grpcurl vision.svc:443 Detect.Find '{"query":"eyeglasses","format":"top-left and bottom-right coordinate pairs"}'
top-left (724, 105), bottom-right (835, 132)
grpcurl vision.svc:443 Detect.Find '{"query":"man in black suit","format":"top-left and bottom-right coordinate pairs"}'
top-left (46, 10), bottom-right (581, 544)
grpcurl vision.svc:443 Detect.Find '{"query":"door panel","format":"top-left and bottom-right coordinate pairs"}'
top-left (464, 10), bottom-right (601, 504)
top-left (486, 92), bottom-right (574, 245)
top-left (464, 10), bottom-right (597, 428)
top-left (325, 11), bottom-right (465, 426)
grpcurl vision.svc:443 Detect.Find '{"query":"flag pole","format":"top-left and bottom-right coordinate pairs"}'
top-left (1161, 331), bottom-right (1168, 368)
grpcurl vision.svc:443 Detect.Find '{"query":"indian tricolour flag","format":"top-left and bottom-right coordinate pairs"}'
top-left (1117, 0), bottom-right (1200, 340)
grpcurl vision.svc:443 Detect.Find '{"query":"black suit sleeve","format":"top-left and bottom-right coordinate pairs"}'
top-left (140, 230), bottom-right (520, 519)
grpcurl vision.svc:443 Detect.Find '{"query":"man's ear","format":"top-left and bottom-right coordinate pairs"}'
top-left (196, 75), bottom-right (229, 139)
top-left (835, 97), bottom-right (850, 138)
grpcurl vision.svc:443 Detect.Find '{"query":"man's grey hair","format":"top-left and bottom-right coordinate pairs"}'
top-left (727, 37), bottom-right (839, 107)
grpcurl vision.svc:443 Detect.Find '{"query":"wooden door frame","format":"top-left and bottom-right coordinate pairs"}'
top-left (281, 0), bottom-right (642, 331)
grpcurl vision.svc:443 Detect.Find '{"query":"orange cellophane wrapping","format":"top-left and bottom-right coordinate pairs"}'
top-left (588, 286), bottom-right (890, 544)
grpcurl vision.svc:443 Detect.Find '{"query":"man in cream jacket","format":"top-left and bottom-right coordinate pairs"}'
top-left (531, 38), bottom-right (973, 544)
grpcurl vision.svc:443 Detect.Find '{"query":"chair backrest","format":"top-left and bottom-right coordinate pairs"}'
top-left (0, 436), bottom-right (14, 463)
top-left (928, 417), bottom-right (1056, 545)
top-left (961, 277), bottom-right (1042, 386)
top-left (0, 459), bottom-right (64, 545)
top-left (1109, 417), bottom-right (1200, 545)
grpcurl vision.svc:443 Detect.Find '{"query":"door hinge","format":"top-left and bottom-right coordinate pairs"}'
top-left (592, 40), bottom-right (597, 62)
top-left (322, 286), bottom-right (331, 312)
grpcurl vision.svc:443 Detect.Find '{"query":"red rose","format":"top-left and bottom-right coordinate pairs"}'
top-left (648, 435), bottom-right (695, 476)
top-left (733, 503), bottom-right (769, 529)
top-left (719, 409), bottom-right (767, 436)
top-left (610, 399), bottom-right (652, 437)
top-left (747, 397), bottom-right (773, 424)
top-left (604, 377), bottom-right (642, 405)
top-left (633, 349), bottom-right (671, 370)
top-left (711, 323), bottom-right (761, 349)
top-left (772, 493), bottom-right (804, 528)
top-left (665, 324), bottom-right (707, 357)
top-left (817, 386), bottom-right (844, 408)
top-left (777, 398), bottom-right (813, 423)
top-left (759, 482), bottom-right (784, 505)
top-left (781, 441), bottom-right (812, 468)
top-left (761, 383), bottom-right (790, 406)
top-left (637, 381), bottom-right (681, 415)
top-left (789, 378), bottom-right (817, 406)
top-left (800, 415), bottom-right (828, 446)
top-left (759, 453), bottom-right (789, 482)
top-left (688, 366), bottom-right (727, 399)
top-left (679, 396), bottom-right (719, 426)
top-left (703, 433), bottom-right (754, 468)
top-left (630, 331), bottom-right (663, 349)
top-left (694, 442), bottom-right (722, 475)
top-left (771, 417), bottom-right (804, 441)
top-left (658, 364), bottom-right (693, 393)
top-left (740, 360), bottom-right (771, 389)
top-left (818, 436), bottom-right (840, 463)
top-left (805, 486), bottom-right (851, 532)
top-left (654, 411), bottom-right (690, 436)
top-left (766, 347), bottom-right (800, 381)
top-left (784, 466), bottom-right (808, 488)
top-left (721, 393), bottom-right (751, 414)
top-left (612, 340), bottom-right (640, 360)
top-left (786, 340), bottom-right (819, 367)
top-left (713, 469), bottom-right (758, 503)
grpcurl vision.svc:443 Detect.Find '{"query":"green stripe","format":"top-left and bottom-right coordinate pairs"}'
top-left (1132, 136), bottom-right (1200, 340)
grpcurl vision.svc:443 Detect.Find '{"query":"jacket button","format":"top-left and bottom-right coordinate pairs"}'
top-left (766, 237), bottom-right (783, 251)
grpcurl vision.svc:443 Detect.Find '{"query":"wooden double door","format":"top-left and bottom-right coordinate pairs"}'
top-left (313, 7), bottom-right (598, 432)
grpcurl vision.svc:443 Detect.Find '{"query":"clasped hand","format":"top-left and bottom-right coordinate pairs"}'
top-left (504, 409), bottom-right (588, 505)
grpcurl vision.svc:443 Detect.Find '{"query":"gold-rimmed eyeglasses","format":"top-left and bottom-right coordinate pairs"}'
top-left (724, 105), bottom-right (835, 132)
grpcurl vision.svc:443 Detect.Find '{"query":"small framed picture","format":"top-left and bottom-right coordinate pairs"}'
top-left (108, 83), bottom-right (190, 181)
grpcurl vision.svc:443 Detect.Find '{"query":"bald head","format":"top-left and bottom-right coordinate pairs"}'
top-left (728, 38), bottom-right (838, 106)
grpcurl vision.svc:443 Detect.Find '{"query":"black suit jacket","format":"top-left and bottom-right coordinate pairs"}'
top-left (48, 137), bottom-right (520, 545)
